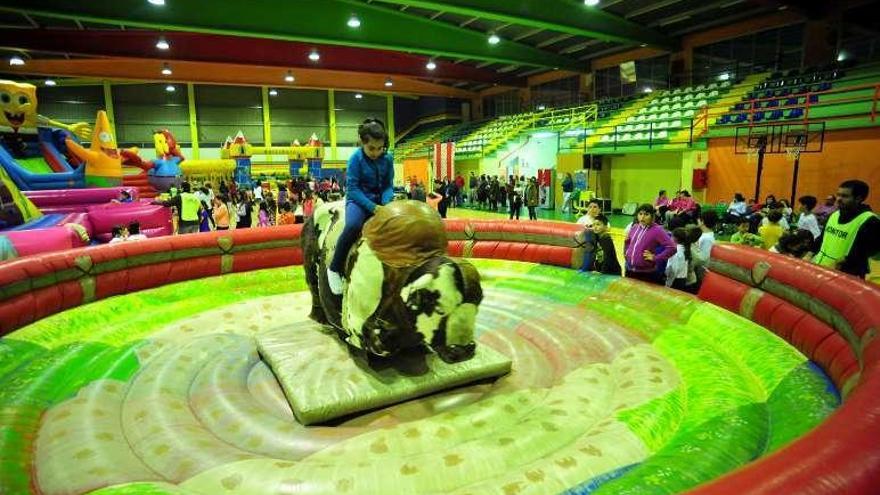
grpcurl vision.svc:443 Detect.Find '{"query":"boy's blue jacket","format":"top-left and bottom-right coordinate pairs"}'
top-left (346, 148), bottom-right (394, 213)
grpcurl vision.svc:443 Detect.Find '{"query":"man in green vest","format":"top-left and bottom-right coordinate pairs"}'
top-left (813, 179), bottom-right (879, 279)
top-left (154, 181), bottom-right (201, 234)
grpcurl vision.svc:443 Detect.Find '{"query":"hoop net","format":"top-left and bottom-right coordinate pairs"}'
top-left (785, 146), bottom-right (803, 162)
top-left (747, 146), bottom-right (759, 164)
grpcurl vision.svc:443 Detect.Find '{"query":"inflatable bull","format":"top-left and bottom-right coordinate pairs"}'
top-left (303, 200), bottom-right (482, 363)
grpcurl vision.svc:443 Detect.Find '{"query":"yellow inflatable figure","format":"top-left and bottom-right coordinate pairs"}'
top-left (64, 111), bottom-right (122, 187)
top-left (0, 80), bottom-right (91, 139)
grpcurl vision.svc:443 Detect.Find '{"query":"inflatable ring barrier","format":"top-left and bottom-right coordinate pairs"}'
top-left (0, 222), bottom-right (877, 494)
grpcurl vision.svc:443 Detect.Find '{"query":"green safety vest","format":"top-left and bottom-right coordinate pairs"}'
top-left (813, 210), bottom-right (877, 267)
top-left (180, 192), bottom-right (200, 222)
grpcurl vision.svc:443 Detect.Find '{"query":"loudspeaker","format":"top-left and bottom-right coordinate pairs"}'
top-left (582, 154), bottom-right (591, 169)
top-left (592, 155), bottom-right (603, 171)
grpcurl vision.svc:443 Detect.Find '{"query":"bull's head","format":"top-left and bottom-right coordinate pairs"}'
top-left (396, 257), bottom-right (482, 363)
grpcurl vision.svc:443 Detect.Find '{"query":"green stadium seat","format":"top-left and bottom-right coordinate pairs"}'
top-left (620, 133), bottom-right (633, 141)
top-left (708, 90), bottom-right (719, 97)
top-left (671, 110), bottom-right (682, 118)
top-left (669, 120), bottom-right (682, 128)
top-left (653, 130), bottom-right (669, 139)
top-left (671, 102), bottom-right (682, 110)
top-left (683, 109), bottom-right (695, 117)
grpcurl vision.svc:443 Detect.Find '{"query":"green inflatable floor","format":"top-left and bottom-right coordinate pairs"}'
top-left (258, 324), bottom-right (513, 425)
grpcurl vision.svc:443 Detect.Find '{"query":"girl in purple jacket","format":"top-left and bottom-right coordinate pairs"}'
top-left (624, 204), bottom-right (676, 284)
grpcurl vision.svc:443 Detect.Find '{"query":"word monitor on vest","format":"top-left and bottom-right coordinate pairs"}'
top-left (302, 199), bottom-right (483, 364)
top-left (814, 210), bottom-right (876, 268)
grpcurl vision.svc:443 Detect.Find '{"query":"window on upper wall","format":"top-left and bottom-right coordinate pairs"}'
top-left (194, 85), bottom-right (264, 147)
top-left (36, 85), bottom-right (105, 132)
top-left (692, 23), bottom-right (805, 84)
top-left (532, 76), bottom-right (582, 109)
top-left (270, 88), bottom-right (328, 146)
top-left (113, 84), bottom-right (189, 148)
top-left (483, 90), bottom-right (519, 118)
top-left (595, 55), bottom-right (670, 99)
top-left (335, 92), bottom-right (386, 147)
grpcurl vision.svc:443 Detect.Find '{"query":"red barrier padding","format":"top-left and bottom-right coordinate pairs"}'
top-left (751, 292), bottom-right (784, 330)
top-left (765, 255), bottom-right (838, 298)
top-left (828, 344), bottom-right (859, 389)
top-left (443, 219), bottom-right (582, 244)
top-left (864, 334), bottom-right (880, 376)
top-left (696, 271), bottom-right (748, 314)
top-left (789, 313), bottom-right (837, 359)
top-left (231, 247), bottom-right (302, 273)
top-left (812, 335), bottom-right (851, 388)
top-left (446, 241), bottom-right (465, 257)
top-left (767, 302), bottom-right (808, 343)
top-left (125, 262), bottom-right (172, 294)
top-left (29, 284), bottom-right (65, 324)
top-left (0, 292), bottom-right (36, 332)
top-left (168, 256), bottom-right (223, 284)
top-left (95, 270), bottom-right (131, 301)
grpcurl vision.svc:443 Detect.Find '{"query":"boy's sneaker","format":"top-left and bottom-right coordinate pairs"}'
top-left (327, 268), bottom-right (344, 295)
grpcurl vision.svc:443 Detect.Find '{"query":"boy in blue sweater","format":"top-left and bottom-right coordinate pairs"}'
top-left (327, 118), bottom-right (395, 294)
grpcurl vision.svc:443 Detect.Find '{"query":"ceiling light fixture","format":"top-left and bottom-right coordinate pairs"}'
top-left (718, 73), bottom-right (730, 81)
top-left (347, 14), bottom-right (361, 28)
top-left (355, 93), bottom-right (363, 99)
top-left (309, 49), bottom-right (320, 62)
top-left (165, 84), bottom-right (175, 92)
top-left (161, 62), bottom-right (172, 75)
top-left (44, 79), bottom-right (57, 86)
top-left (584, 0), bottom-right (599, 6)
top-left (269, 89), bottom-right (278, 96)
top-left (643, 87), bottom-right (653, 93)
top-left (9, 55), bottom-right (25, 66)
top-left (837, 52), bottom-right (846, 62)
top-left (156, 37), bottom-right (170, 50)
top-left (148, 0), bottom-right (165, 5)
top-left (537, 105), bottom-right (546, 110)
top-left (284, 70), bottom-right (295, 82)
top-left (426, 60), bottom-right (437, 70)
top-left (384, 78), bottom-right (393, 87)
top-left (488, 33), bottom-right (501, 45)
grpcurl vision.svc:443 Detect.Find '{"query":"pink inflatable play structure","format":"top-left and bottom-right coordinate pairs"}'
top-left (24, 186), bottom-right (140, 214)
top-left (1, 186), bottom-right (172, 261)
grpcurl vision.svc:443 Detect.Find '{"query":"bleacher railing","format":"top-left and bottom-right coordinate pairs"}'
top-left (559, 116), bottom-right (699, 153)
top-left (703, 82), bottom-right (880, 126)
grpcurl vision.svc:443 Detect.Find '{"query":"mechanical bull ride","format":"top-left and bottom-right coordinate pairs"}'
top-left (303, 200), bottom-right (483, 364)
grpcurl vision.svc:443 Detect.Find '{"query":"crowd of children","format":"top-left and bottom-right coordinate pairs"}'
top-left (153, 175), bottom-right (334, 234)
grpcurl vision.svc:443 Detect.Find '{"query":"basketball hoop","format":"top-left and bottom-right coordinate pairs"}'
top-left (747, 146), bottom-right (759, 164)
top-left (785, 146), bottom-right (803, 162)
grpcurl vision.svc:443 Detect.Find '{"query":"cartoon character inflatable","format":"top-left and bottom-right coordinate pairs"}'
top-left (303, 199), bottom-right (482, 364)
top-left (147, 129), bottom-right (184, 192)
top-left (64, 111), bottom-right (122, 187)
top-left (0, 80), bottom-right (91, 139)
